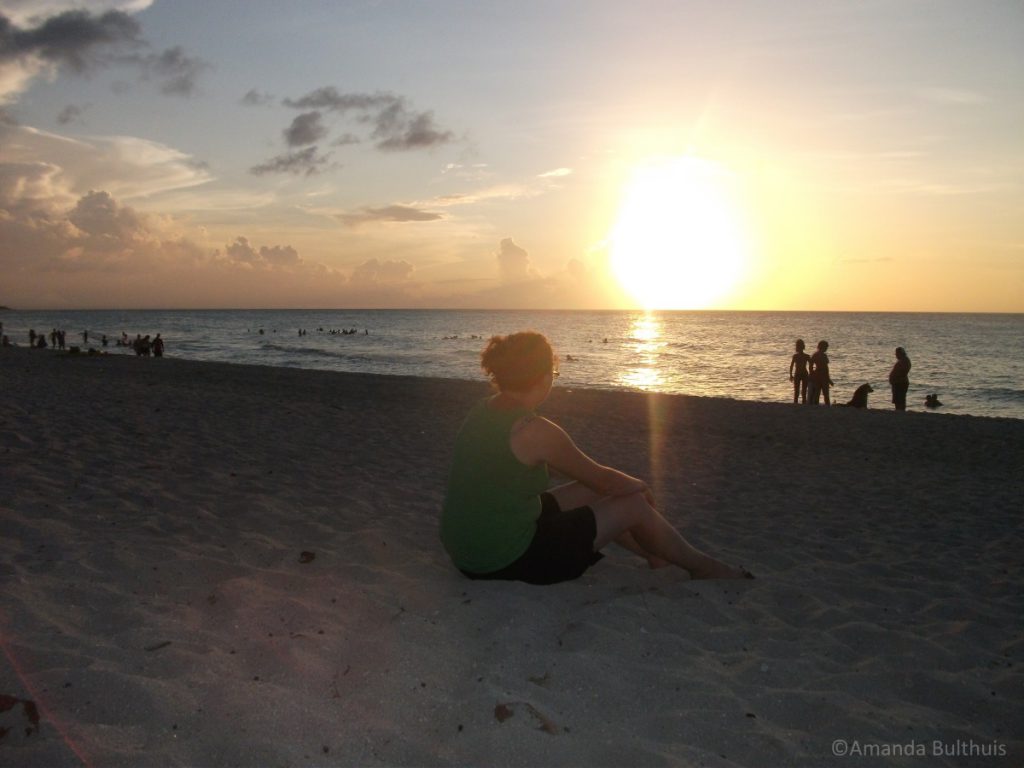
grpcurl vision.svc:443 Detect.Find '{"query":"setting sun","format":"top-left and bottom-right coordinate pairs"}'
top-left (609, 156), bottom-right (750, 310)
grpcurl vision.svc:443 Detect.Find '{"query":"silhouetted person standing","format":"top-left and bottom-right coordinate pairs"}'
top-left (789, 339), bottom-right (810, 404)
top-left (808, 340), bottom-right (833, 406)
top-left (889, 347), bottom-right (911, 411)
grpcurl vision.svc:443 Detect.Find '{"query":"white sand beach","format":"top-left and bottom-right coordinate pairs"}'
top-left (1, 347), bottom-right (1021, 767)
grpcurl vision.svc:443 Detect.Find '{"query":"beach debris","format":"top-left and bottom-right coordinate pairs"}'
top-left (144, 640), bottom-right (172, 652)
top-left (299, 551), bottom-right (316, 563)
top-left (0, 695), bottom-right (40, 740)
top-left (493, 701), bottom-right (560, 734)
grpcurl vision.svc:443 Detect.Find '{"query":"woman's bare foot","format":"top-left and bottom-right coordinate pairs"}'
top-left (689, 555), bottom-right (754, 580)
top-left (646, 555), bottom-right (672, 570)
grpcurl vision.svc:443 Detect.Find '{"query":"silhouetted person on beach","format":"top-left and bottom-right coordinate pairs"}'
top-left (153, 334), bottom-right (165, 357)
top-left (29, 329), bottom-right (36, 347)
top-left (789, 339), bottom-right (810, 404)
top-left (808, 340), bottom-right (833, 406)
top-left (889, 346), bottom-right (911, 411)
top-left (441, 331), bottom-right (751, 585)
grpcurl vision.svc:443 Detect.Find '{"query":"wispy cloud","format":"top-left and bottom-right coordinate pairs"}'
top-left (282, 86), bottom-right (455, 152)
top-left (240, 88), bottom-right (274, 107)
top-left (337, 204), bottom-right (443, 227)
top-left (1, 122), bottom-right (212, 201)
top-left (56, 103), bottom-right (86, 124)
top-left (249, 146), bottom-right (332, 177)
top-left (134, 45), bottom-right (209, 96)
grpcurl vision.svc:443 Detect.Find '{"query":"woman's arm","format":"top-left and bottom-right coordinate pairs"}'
top-left (511, 416), bottom-right (650, 499)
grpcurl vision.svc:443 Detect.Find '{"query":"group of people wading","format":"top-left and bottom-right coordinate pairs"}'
top-left (10, 327), bottom-right (164, 357)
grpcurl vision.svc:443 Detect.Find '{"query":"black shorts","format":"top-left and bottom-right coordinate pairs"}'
top-left (461, 492), bottom-right (603, 585)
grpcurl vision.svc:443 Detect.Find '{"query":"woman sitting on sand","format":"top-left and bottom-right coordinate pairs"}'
top-left (440, 331), bottom-right (750, 585)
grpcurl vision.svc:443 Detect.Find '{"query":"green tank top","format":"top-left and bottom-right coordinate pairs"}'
top-left (441, 397), bottom-right (549, 574)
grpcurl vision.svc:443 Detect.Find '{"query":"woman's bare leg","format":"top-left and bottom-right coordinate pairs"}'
top-left (591, 492), bottom-right (749, 579)
top-left (549, 482), bottom-right (668, 567)
top-left (547, 480), bottom-right (603, 510)
top-left (616, 531), bottom-right (672, 569)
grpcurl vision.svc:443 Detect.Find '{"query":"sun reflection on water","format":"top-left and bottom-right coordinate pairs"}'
top-left (615, 313), bottom-right (666, 391)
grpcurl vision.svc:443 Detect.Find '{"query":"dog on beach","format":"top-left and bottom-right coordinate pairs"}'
top-left (925, 393), bottom-right (943, 408)
top-left (842, 383), bottom-right (874, 408)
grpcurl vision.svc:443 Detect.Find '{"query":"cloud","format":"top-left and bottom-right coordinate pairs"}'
top-left (0, 9), bottom-right (142, 72)
top-left (282, 87), bottom-right (394, 113)
top-left (56, 102), bottom-right (84, 123)
top-left (284, 111), bottom-right (327, 147)
top-left (538, 167), bottom-right (572, 178)
top-left (0, 8), bottom-right (141, 101)
top-left (337, 204), bottom-right (443, 227)
top-left (282, 86), bottom-right (455, 152)
top-left (249, 146), bottom-right (331, 176)
top-left (372, 107), bottom-right (453, 151)
top-left (496, 237), bottom-right (533, 282)
top-left (0, 121), bottom-right (212, 201)
top-left (222, 236), bottom-right (302, 268)
top-left (0, 159), bottom-right (68, 215)
top-left (0, 2), bottom-right (154, 27)
top-left (0, 180), bottom-right (352, 306)
top-left (0, 7), bottom-right (207, 102)
top-left (350, 257), bottom-right (414, 285)
top-left (240, 88), bottom-right (274, 107)
top-left (0, 183), bottom-right (188, 274)
top-left (67, 189), bottom-right (147, 239)
top-left (134, 45), bottom-right (208, 96)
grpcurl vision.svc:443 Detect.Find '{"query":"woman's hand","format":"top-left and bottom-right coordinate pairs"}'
top-left (607, 475), bottom-right (655, 507)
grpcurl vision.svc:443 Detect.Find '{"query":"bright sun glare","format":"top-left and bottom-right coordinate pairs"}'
top-left (609, 156), bottom-right (749, 309)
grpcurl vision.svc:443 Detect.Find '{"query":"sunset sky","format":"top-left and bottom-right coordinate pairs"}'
top-left (1, 0), bottom-right (1021, 311)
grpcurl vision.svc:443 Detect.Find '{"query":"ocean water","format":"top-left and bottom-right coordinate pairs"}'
top-left (2, 309), bottom-right (1021, 420)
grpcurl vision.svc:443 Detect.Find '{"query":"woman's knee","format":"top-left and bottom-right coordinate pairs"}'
top-left (592, 492), bottom-right (653, 546)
